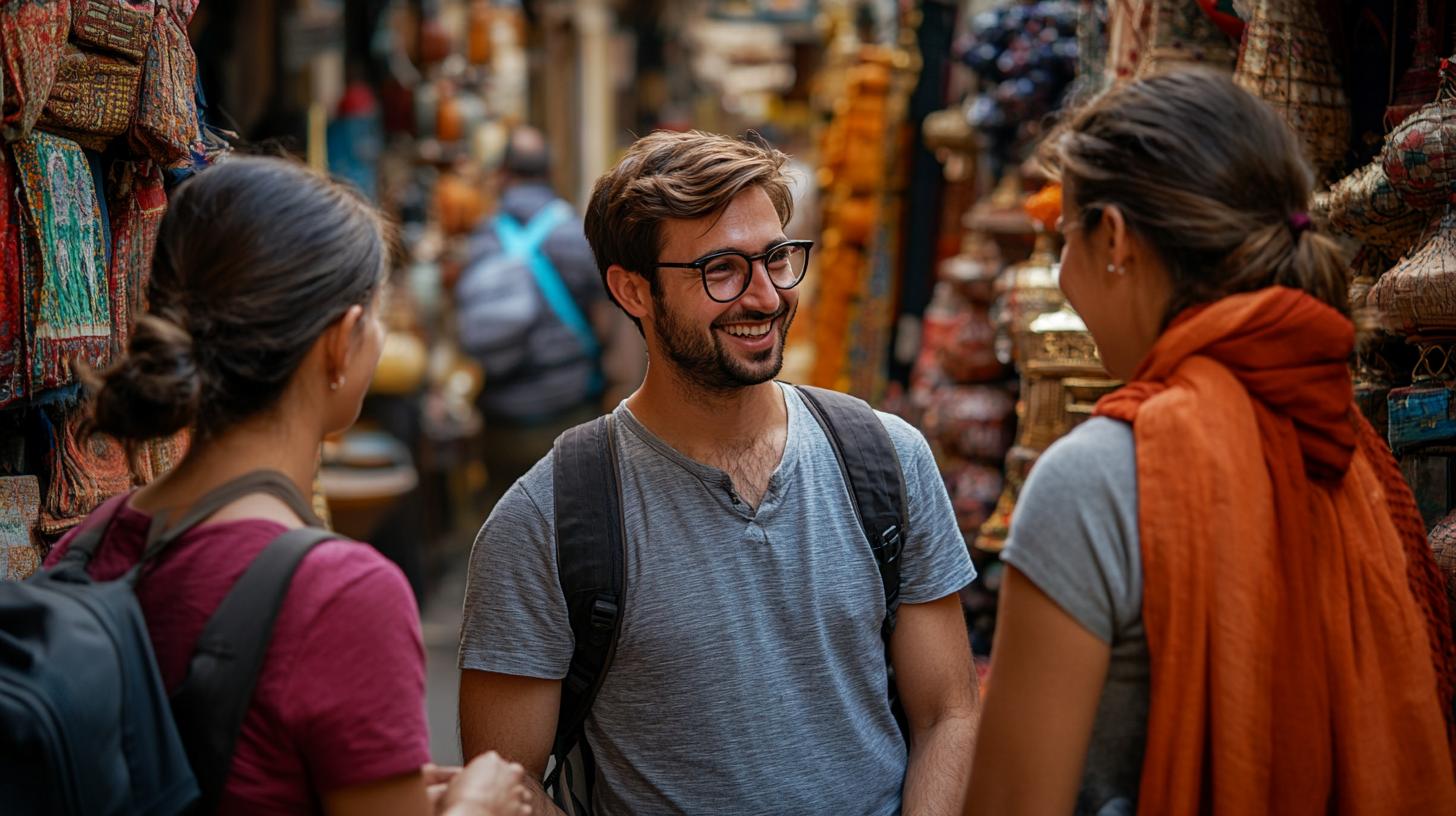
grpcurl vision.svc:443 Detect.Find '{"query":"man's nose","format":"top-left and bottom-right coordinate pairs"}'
top-left (737, 258), bottom-right (781, 312)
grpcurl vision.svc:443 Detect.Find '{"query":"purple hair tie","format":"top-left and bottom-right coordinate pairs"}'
top-left (1288, 212), bottom-right (1312, 236)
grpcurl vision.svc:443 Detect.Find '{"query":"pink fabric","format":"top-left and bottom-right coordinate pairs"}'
top-left (46, 493), bottom-right (430, 813)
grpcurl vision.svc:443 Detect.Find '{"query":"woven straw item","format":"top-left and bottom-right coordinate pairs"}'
top-left (1383, 59), bottom-right (1456, 212)
top-left (1388, 0), bottom-right (1442, 129)
top-left (1328, 162), bottom-right (1429, 251)
top-left (1232, 0), bottom-right (1351, 179)
top-left (1367, 208), bottom-right (1456, 333)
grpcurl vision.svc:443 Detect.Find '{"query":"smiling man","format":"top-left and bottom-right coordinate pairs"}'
top-left (457, 131), bottom-right (979, 816)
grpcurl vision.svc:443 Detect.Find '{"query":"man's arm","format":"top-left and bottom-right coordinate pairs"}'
top-left (459, 669), bottom-right (566, 816)
top-left (892, 592), bottom-right (980, 816)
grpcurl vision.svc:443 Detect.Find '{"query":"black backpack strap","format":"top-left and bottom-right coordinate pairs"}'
top-left (546, 415), bottom-right (626, 812)
top-left (169, 526), bottom-right (344, 812)
top-left (51, 493), bottom-right (133, 574)
top-left (793, 384), bottom-right (910, 737)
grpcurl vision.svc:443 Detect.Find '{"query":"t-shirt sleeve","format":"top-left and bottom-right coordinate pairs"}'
top-left (458, 461), bottom-right (574, 679)
top-left (878, 411), bottom-right (978, 605)
top-left (283, 555), bottom-right (430, 793)
top-left (1001, 417), bottom-right (1142, 645)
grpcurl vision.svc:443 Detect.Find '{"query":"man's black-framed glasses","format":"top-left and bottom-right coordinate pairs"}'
top-left (657, 239), bottom-right (814, 303)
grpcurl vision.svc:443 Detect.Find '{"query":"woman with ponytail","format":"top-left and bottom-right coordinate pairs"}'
top-left (43, 157), bottom-right (530, 816)
top-left (966, 69), bottom-right (1456, 816)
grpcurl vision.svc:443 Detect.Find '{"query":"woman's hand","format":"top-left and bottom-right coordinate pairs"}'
top-left (425, 763), bottom-right (463, 811)
top-left (439, 751), bottom-right (533, 816)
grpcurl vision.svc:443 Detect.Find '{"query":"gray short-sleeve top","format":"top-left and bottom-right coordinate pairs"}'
top-left (459, 383), bottom-right (976, 816)
top-left (1001, 416), bottom-right (1150, 816)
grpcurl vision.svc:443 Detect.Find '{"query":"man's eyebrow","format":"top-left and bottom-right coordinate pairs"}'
top-left (696, 236), bottom-right (790, 257)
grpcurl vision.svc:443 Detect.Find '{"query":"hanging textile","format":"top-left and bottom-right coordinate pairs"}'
top-left (106, 158), bottom-right (166, 355)
top-left (0, 475), bottom-right (41, 579)
top-left (37, 404), bottom-right (132, 537)
top-left (1107, 0), bottom-right (1236, 86)
top-left (0, 0), bottom-right (70, 143)
top-left (0, 143), bottom-right (25, 407)
top-left (129, 0), bottom-right (199, 167)
top-left (1232, 0), bottom-right (1351, 180)
top-left (131, 428), bottom-right (188, 484)
top-left (36, 45), bottom-right (143, 151)
top-left (72, 0), bottom-right (156, 62)
top-left (12, 130), bottom-right (111, 393)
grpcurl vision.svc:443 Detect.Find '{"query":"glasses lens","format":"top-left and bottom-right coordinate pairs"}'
top-left (765, 244), bottom-right (807, 289)
top-left (703, 253), bottom-right (752, 301)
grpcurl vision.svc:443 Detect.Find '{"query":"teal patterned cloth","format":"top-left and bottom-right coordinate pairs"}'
top-left (12, 131), bottom-right (111, 393)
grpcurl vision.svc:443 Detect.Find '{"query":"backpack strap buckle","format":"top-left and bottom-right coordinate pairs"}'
top-left (871, 525), bottom-right (902, 565)
top-left (589, 596), bottom-right (618, 645)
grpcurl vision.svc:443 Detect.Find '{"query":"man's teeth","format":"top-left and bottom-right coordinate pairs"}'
top-left (722, 322), bottom-right (772, 338)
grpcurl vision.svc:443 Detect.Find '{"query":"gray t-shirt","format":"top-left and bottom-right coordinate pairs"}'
top-left (1000, 416), bottom-right (1148, 816)
top-left (460, 384), bottom-right (976, 816)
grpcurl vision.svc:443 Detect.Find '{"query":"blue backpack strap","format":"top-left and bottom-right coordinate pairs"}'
top-left (497, 201), bottom-right (601, 360)
top-left (792, 384), bottom-right (910, 739)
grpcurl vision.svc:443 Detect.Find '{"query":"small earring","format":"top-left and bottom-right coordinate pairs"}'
top-left (329, 381), bottom-right (338, 391)
top-left (1116, 266), bottom-right (1127, 275)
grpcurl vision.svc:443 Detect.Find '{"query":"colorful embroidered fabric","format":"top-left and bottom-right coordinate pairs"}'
top-left (1, 0), bottom-right (70, 142)
top-left (36, 44), bottom-right (142, 148)
top-left (1383, 59), bottom-right (1456, 212)
top-left (106, 158), bottom-right (165, 354)
top-left (12, 131), bottom-right (111, 393)
top-left (0, 144), bottom-right (25, 406)
top-left (1106, 0), bottom-right (1236, 87)
top-left (72, 0), bottom-right (155, 62)
top-left (129, 0), bottom-right (198, 167)
top-left (0, 475), bottom-right (41, 579)
top-left (1233, 0), bottom-right (1351, 180)
top-left (130, 427), bottom-right (188, 483)
top-left (37, 404), bottom-right (131, 537)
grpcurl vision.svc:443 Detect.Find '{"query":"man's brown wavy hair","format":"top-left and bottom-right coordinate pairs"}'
top-left (584, 130), bottom-right (796, 332)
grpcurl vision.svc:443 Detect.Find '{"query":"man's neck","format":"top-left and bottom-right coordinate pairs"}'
top-left (624, 364), bottom-right (786, 465)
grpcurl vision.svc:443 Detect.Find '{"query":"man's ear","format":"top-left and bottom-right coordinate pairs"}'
top-left (607, 264), bottom-right (652, 322)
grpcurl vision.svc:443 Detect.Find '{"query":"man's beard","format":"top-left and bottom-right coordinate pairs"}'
top-left (652, 293), bottom-right (795, 398)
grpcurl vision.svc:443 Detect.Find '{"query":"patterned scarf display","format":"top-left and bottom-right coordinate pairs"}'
top-left (129, 0), bottom-right (198, 167)
top-left (0, 475), bottom-right (41, 578)
top-left (0, 143), bottom-right (25, 407)
top-left (106, 158), bottom-right (165, 354)
top-left (12, 131), bottom-right (112, 393)
top-left (0, 0), bottom-right (70, 142)
top-left (36, 403), bottom-right (131, 537)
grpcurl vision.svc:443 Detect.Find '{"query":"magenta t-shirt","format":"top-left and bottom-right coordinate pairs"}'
top-left (46, 493), bottom-right (431, 814)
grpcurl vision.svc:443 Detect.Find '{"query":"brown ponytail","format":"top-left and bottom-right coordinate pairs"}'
top-left (88, 156), bottom-right (389, 443)
top-left (1039, 68), bottom-right (1350, 325)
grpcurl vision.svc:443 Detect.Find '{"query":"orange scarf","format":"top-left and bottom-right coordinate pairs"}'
top-left (1092, 287), bottom-right (1456, 815)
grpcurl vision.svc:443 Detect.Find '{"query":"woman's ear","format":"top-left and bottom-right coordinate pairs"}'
top-left (321, 304), bottom-right (365, 386)
top-left (1103, 205), bottom-right (1130, 271)
top-left (607, 264), bottom-right (652, 323)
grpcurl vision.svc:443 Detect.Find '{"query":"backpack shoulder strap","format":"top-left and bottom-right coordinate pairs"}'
top-left (547, 414), bottom-right (626, 803)
top-left (792, 384), bottom-right (910, 736)
top-left (169, 526), bottom-right (344, 812)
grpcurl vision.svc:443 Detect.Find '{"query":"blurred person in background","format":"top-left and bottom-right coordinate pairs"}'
top-left (456, 126), bottom-right (644, 495)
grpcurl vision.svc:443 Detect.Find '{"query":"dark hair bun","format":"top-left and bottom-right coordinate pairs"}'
top-left (89, 314), bottom-right (201, 442)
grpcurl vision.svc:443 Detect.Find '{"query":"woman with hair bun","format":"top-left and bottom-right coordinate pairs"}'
top-left (43, 157), bottom-right (530, 816)
top-left (966, 70), bottom-right (1456, 815)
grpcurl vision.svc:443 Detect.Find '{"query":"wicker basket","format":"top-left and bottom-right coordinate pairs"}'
top-left (1232, 0), bottom-right (1351, 180)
